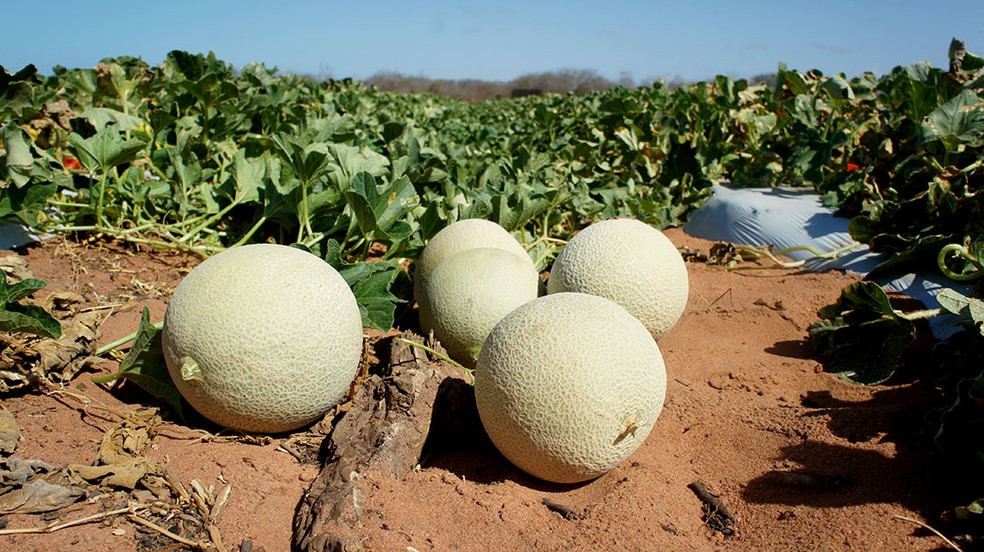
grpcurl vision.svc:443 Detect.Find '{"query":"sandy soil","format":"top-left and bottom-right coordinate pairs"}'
top-left (0, 228), bottom-right (964, 551)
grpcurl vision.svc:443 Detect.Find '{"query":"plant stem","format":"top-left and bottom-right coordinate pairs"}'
top-left (95, 171), bottom-right (109, 227)
top-left (395, 337), bottom-right (474, 384)
top-left (178, 200), bottom-right (240, 243)
top-left (229, 215), bottom-right (268, 248)
top-left (0, 506), bottom-right (132, 536)
top-left (896, 307), bottom-right (945, 321)
top-left (95, 321), bottom-right (163, 356)
top-left (729, 242), bottom-right (861, 271)
top-left (937, 244), bottom-right (984, 282)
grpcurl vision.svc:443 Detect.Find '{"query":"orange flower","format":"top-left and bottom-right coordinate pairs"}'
top-left (845, 162), bottom-right (860, 172)
top-left (63, 156), bottom-right (82, 171)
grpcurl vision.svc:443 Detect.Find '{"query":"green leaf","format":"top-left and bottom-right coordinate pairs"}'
top-left (341, 261), bottom-right (406, 332)
top-left (322, 240), bottom-right (405, 331)
top-left (0, 64), bottom-right (40, 119)
top-left (343, 172), bottom-right (380, 238)
top-left (374, 176), bottom-right (419, 236)
top-left (69, 127), bottom-right (146, 174)
top-left (0, 180), bottom-right (58, 227)
top-left (810, 281), bottom-right (915, 385)
top-left (0, 274), bottom-right (61, 339)
top-left (344, 173), bottom-right (420, 243)
top-left (920, 89), bottom-right (984, 150)
top-left (92, 307), bottom-right (183, 418)
top-left (936, 288), bottom-right (984, 335)
top-left (77, 107), bottom-right (145, 133)
top-left (325, 143), bottom-right (389, 189)
top-left (0, 275), bottom-right (46, 304)
top-left (0, 304), bottom-right (62, 340)
top-left (1, 124), bottom-right (34, 188)
top-left (943, 497), bottom-right (984, 525)
top-left (231, 149), bottom-right (265, 204)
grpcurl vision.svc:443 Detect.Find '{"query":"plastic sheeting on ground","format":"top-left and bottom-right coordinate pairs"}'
top-left (684, 184), bottom-right (971, 339)
top-left (0, 224), bottom-right (41, 251)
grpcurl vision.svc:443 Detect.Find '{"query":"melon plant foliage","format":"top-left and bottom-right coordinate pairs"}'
top-left (1, 39), bottom-right (982, 526)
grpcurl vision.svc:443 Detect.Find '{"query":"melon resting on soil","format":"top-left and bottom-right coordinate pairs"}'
top-left (547, 217), bottom-right (689, 340)
top-left (418, 247), bottom-right (540, 366)
top-left (413, 218), bottom-right (535, 305)
top-left (161, 243), bottom-right (363, 434)
top-left (474, 292), bottom-right (667, 484)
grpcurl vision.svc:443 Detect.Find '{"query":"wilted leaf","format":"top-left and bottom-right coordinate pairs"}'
top-left (98, 407), bottom-right (161, 465)
top-left (0, 478), bottom-right (86, 514)
top-left (0, 310), bottom-right (100, 392)
top-left (32, 310), bottom-right (100, 375)
top-left (67, 407), bottom-right (165, 491)
top-left (68, 460), bottom-right (161, 490)
top-left (0, 455), bottom-right (85, 514)
top-left (0, 406), bottom-right (20, 454)
top-left (0, 254), bottom-right (34, 282)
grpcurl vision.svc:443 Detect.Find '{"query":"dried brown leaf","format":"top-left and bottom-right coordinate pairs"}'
top-left (0, 406), bottom-right (20, 455)
top-left (0, 310), bottom-right (102, 392)
top-left (40, 291), bottom-right (86, 314)
top-left (66, 407), bottom-right (165, 491)
top-left (0, 255), bottom-right (34, 282)
top-left (68, 459), bottom-right (162, 490)
top-left (0, 478), bottom-right (86, 514)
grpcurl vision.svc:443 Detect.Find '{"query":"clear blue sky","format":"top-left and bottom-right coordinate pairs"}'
top-left (4, 1), bottom-right (983, 83)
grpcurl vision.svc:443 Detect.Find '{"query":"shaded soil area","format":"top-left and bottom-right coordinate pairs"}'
top-left (0, 229), bottom-right (966, 551)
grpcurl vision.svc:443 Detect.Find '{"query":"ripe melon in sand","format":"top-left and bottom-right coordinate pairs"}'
top-left (418, 247), bottom-right (539, 366)
top-left (547, 218), bottom-right (688, 339)
top-left (414, 218), bottom-right (534, 305)
top-left (474, 292), bottom-right (667, 484)
top-left (161, 244), bottom-right (363, 433)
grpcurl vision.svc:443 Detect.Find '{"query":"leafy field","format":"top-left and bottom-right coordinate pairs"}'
top-left (2, 39), bottom-right (983, 540)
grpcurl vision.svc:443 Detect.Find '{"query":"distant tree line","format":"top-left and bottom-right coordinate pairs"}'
top-left (365, 68), bottom-right (629, 101)
top-left (365, 68), bottom-right (777, 101)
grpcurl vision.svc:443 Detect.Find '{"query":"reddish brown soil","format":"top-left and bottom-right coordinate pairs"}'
top-left (0, 229), bottom-right (962, 551)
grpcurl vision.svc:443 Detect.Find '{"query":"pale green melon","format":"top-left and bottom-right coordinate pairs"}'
top-left (419, 247), bottom-right (539, 366)
top-left (161, 244), bottom-right (363, 433)
top-left (414, 218), bottom-right (534, 306)
top-left (547, 218), bottom-right (688, 339)
top-left (475, 292), bottom-right (666, 484)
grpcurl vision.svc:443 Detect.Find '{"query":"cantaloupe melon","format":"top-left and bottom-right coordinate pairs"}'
top-left (161, 244), bottom-right (363, 434)
top-left (418, 247), bottom-right (539, 366)
top-left (547, 218), bottom-right (688, 339)
top-left (474, 292), bottom-right (667, 484)
top-left (414, 218), bottom-right (534, 305)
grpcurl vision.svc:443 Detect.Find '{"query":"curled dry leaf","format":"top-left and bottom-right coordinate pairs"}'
top-left (67, 407), bottom-right (167, 494)
top-left (0, 310), bottom-right (102, 392)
